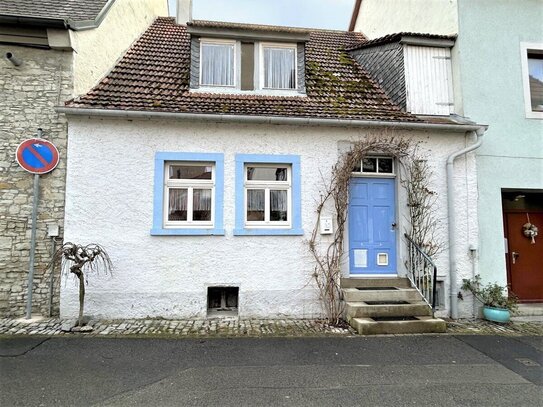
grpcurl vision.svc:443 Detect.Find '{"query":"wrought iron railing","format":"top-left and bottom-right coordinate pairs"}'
top-left (404, 234), bottom-right (437, 317)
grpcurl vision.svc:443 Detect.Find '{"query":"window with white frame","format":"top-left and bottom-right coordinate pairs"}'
top-left (521, 43), bottom-right (543, 118)
top-left (200, 39), bottom-right (236, 87)
top-left (353, 157), bottom-right (395, 175)
top-left (244, 164), bottom-right (291, 227)
top-left (260, 43), bottom-right (297, 90)
top-left (164, 162), bottom-right (214, 227)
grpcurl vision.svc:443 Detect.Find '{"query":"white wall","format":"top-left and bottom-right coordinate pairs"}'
top-left (354, 0), bottom-right (458, 38)
top-left (61, 117), bottom-right (477, 319)
top-left (71, 0), bottom-right (168, 96)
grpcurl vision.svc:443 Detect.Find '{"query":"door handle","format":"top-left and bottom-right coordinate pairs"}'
top-left (512, 251), bottom-right (519, 265)
top-left (391, 222), bottom-right (397, 229)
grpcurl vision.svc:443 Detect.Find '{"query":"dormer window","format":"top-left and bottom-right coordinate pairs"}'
top-left (188, 23), bottom-right (307, 95)
top-left (200, 40), bottom-right (236, 87)
top-left (261, 43), bottom-right (297, 90)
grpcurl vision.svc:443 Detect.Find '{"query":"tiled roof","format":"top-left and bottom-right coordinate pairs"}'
top-left (348, 32), bottom-right (457, 51)
top-left (66, 17), bottom-right (420, 123)
top-left (0, 0), bottom-right (109, 22)
top-left (188, 19), bottom-right (313, 33)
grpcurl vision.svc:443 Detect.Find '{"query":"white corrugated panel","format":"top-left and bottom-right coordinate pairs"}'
top-left (404, 45), bottom-right (453, 115)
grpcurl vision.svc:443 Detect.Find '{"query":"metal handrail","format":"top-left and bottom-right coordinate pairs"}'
top-left (404, 233), bottom-right (438, 317)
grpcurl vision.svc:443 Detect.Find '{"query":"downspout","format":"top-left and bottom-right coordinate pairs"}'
top-left (447, 127), bottom-right (486, 319)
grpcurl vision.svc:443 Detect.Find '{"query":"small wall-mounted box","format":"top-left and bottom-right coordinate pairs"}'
top-left (320, 216), bottom-right (333, 235)
top-left (46, 224), bottom-right (60, 238)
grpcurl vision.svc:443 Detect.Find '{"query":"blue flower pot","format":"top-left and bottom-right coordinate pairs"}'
top-left (483, 306), bottom-right (510, 323)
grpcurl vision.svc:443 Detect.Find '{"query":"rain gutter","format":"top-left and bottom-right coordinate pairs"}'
top-left (55, 107), bottom-right (485, 133)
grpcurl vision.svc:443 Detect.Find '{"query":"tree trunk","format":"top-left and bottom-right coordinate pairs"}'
top-left (78, 274), bottom-right (85, 326)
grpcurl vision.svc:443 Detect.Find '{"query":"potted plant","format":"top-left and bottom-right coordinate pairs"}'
top-left (461, 275), bottom-right (518, 323)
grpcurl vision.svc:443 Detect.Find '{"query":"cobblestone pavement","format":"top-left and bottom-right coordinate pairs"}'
top-left (0, 318), bottom-right (356, 337)
top-left (0, 317), bottom-right (542, 337)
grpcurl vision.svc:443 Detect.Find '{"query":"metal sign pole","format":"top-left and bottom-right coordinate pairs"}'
top-left (25, 173), bottom-right (40, 319)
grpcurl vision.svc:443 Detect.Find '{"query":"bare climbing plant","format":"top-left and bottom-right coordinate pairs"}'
top-left (52, 242), bottom-right (113, 326)
top-left (309, 136), bottom-right (442, 325)
top-left (401, 157), bottom-right (443, 257)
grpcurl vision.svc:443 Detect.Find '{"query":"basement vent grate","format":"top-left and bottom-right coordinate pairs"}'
top-left (365, 301), bottom-right (410, 305)
top-left (371, 316), bottom-right (418, 321)
top-left (208, 286), bottom-right (239, 316)
top-left (356, 287), bottom-right (399, 291)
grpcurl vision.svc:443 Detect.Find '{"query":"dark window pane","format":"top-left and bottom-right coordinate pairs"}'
top-left (378, 158), bottom-right (393, 173)
top-left (270, 190), bottom-right (288, 221)
top-left (168, 189), bottom-right (187, 221)
top-left (247, 189), bottom-right (265, 221)
top-left (247, 166), bottom-right (288, 181)
top-left (169, 165), bottom-right (212, 180)
top-left (193, 189), bottom-right (212, 221)
top-left (528, 54), bottom-right (543, 112)
top-left (362, 158), bottom-right (377, 173)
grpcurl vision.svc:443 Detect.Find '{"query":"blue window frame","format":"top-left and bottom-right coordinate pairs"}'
top-left (234, 154), bottom-right (303, 236)
top-left (151, 152), bottom-right (225, 236)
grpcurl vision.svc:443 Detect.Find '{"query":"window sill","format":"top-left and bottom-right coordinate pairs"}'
top-left (190, 87), bottom-right (307, 97)
top-left (150, 228), bottom-right (225, 236)
top-left (233, 228), bottom-right (304, 236)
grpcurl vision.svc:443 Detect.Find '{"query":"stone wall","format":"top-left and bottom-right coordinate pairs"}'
top-left (0, 44), bottom-right (72, 317)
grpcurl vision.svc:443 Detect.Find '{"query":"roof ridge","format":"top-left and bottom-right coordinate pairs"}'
top-left (188, 19), bottom-right (363, 34)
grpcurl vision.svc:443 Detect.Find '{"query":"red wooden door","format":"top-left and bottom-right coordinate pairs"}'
top-left (505, 212), bottom-right (543, 302)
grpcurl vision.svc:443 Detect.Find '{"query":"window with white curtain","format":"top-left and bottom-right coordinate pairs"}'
top-left (261, 43), bottom-right (297, 89)
top-left (164, 162), bottom-right (214, 227)
top-left (200, 40), bottom-right (235, 87)
top-left (244, 164), bottom-right (291, 227)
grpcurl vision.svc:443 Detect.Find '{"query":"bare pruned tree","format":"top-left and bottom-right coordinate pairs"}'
top-left (52, 242), bottom-right (113, 326)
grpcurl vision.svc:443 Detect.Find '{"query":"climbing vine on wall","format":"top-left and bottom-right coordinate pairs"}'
top-left (309, 136), bottom-right (442, 325)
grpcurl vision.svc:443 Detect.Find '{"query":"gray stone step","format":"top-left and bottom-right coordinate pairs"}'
top-left (341, 277), bottom-right (411, 289)
top-left (343, 287), bottom-right (420, 302)
top-left (350, 316), bottom-right (447, 335)
top-left (345, 301), bottom-right (432, 318)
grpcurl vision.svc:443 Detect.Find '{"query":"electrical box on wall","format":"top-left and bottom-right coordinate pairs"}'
top-left (320, 216), bottom-right (333, 235)
top-left (46, 224), bottom-right (60, 238)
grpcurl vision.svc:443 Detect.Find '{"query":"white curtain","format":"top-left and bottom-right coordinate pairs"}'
top-left (247, 189), bottom-right (265, 211)
top-left (270, 190), bottom-right (287, 212)
top-left (193, 189), bottom-right (212, 211)
top-left (263, 47), bottom-right (295, 89)
top-left (201, 43), bottom-right (234, 86)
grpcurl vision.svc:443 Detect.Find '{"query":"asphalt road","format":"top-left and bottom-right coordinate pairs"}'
top-left (1, 335), bottom-right (542, 406)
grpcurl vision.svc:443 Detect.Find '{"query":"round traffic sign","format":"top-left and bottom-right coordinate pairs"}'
top-left (16, 138), bottom-right (60, 174)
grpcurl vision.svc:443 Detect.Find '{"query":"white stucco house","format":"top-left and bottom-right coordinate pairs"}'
top-left (57, 5), bottom-right (486, 333)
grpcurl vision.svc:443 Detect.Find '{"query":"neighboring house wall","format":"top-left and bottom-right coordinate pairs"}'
top-left (353, 0), bottom-right (458, 38)
top-left (456, 0), bottom-right (543, 287)
top-left (350, 42), bottom-right (406, 109)
top-left (71, 0), bottom-right (167, 96)
top-left (0, 45), bottom-right (73, 316)
top-left (60, 118), bottom-right (478, 319)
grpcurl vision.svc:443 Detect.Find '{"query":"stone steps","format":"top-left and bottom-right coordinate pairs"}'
top-left (342, 277), bottom-right (446, 335)
top-left (345, 301), bottom-right (432, 318)
top-left (350, 316), bottom-right (447, 335)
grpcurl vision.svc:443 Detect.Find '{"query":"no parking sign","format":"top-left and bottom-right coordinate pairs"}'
top-left (15, 134), bottom-right (60, 319)
top-left (16, 138), bottom-right (59, 174)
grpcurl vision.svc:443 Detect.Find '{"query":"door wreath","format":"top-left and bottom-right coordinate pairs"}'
top-left (523, 213), bottom-right (538, 244)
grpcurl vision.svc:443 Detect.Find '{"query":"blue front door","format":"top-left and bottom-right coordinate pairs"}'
top-left (348, 177), bottom-right (397, 275)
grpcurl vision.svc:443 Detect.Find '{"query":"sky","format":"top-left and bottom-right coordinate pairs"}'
top-left (168, 0), bottom-right (355, 30)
